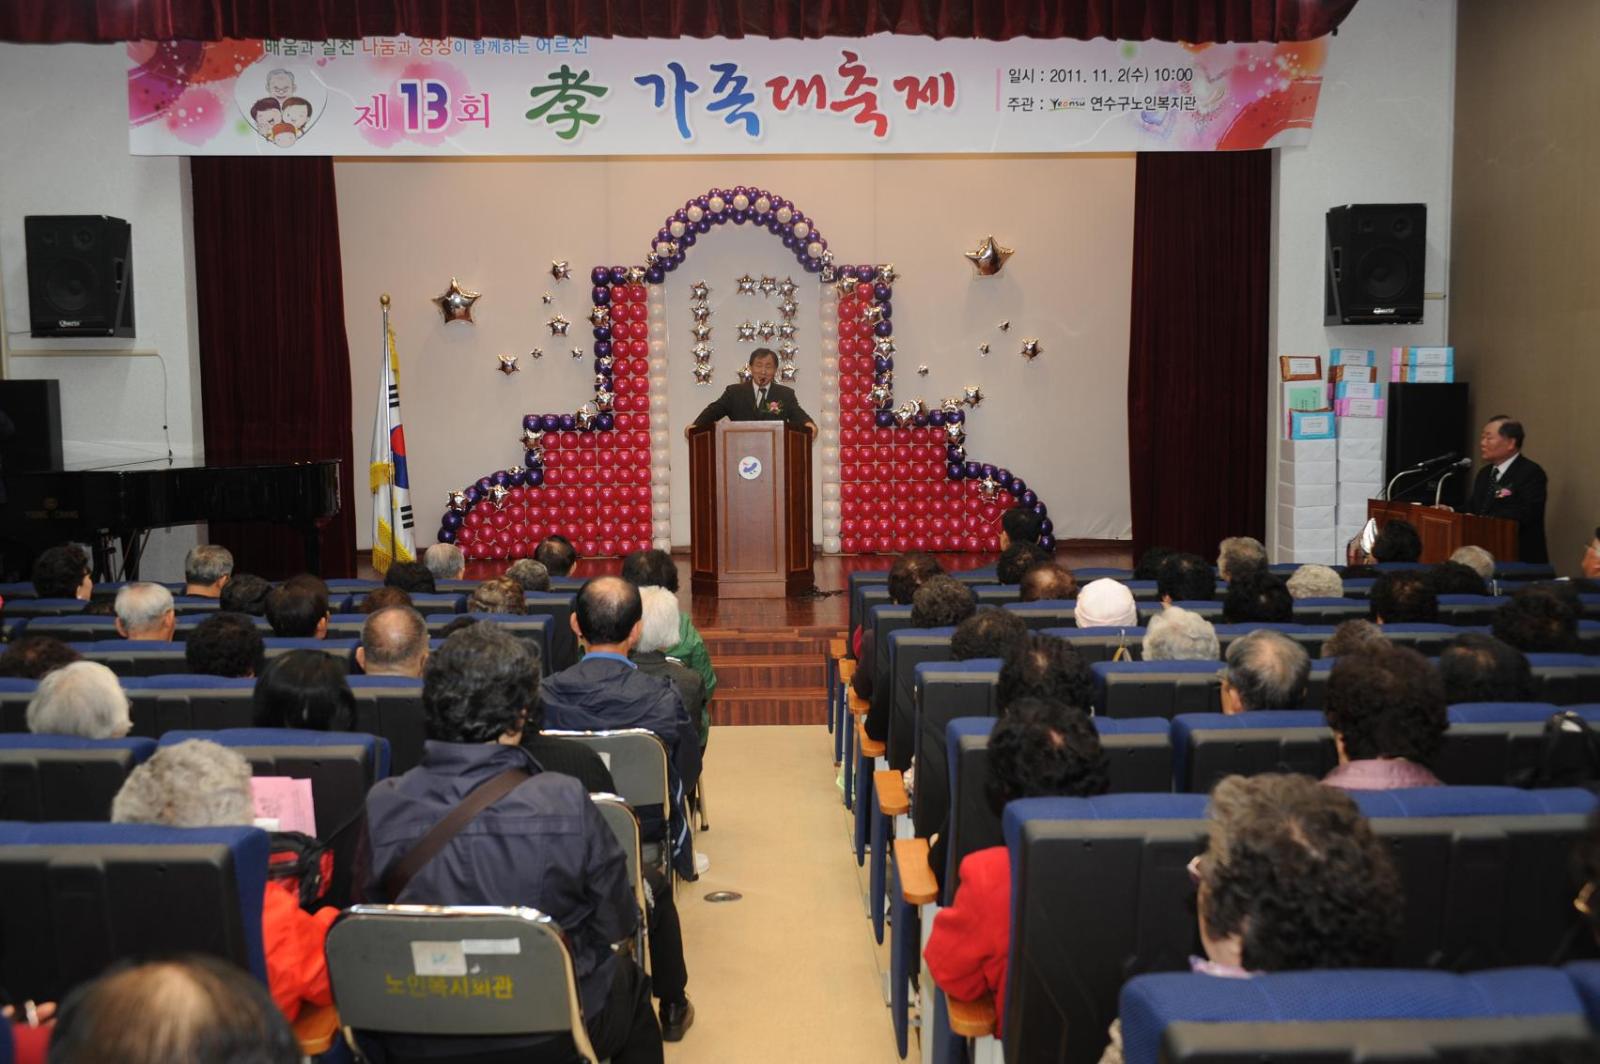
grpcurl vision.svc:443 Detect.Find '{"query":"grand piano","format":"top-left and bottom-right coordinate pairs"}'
top-left (2, 458), bottom-right (341, 581)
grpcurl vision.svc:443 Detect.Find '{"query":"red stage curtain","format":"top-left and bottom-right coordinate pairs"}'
top-left (0, 0), bottom-right (1356, 43)
top-left (191, 157), bottom-right (358, 578)
top-left (1126, 150), bottom-right (1270, 560)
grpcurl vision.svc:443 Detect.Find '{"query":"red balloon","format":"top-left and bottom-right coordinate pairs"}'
top-left (892, 498), bottom-right (910, 517)
top-left (875, 517), bottom-right (894, 535)
top-left (876, 535), bottom-right (894, 553)
top-left (841, 536), bottom-right (860, 554)
top-left (610, 285), bottom-right (628, 305)
top-left (911, 498), bottom-right (930, 517)
top-left (580, 539), bottom-right (598, 555)
top-left (625, 320), bottom-right (644, 340)
top-left (464, 510), bottom-right (484, 528)
top-left (628, 283), bottom-right (647, 303)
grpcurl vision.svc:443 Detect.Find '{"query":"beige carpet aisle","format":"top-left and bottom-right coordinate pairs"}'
top-left (664, 724), bottom-right (901, 1063)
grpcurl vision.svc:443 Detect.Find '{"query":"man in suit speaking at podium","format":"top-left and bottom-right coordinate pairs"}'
top-left (685, 348), bottom-right (817, 438)
top-left (1463, 415), bottom-right (1548, 563)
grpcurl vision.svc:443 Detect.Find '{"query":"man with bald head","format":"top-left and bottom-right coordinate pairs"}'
top-left (356, 605), bottom-right (429, 678)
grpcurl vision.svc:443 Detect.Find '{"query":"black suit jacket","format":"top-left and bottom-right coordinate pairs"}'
top-left (1467, 454), bottom-right (1548, 563)
top-left (692, 382), bottom-right (812, 429)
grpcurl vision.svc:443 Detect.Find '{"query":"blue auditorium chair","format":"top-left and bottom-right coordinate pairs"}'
top-left (0, 734), bottom-right (157, 820)
top-left (1001, 598), bottom-right (1078, 630)
top-left (1091, 659), bottom-right (1222, 719)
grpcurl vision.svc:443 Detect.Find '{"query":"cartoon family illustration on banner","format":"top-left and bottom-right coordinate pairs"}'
top-left (236, 61), bottom-right (325, 147)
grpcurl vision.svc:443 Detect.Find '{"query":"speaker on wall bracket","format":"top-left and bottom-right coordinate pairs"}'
top-left (24, 215), bottom-right (135, 338)
top-left (1324, 203), bottom-right (1425, 325)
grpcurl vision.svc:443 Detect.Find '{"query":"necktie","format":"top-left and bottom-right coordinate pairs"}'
top-left (1493, 466), bottom-right (1502, 484)
top-left (757, 387), bottom-right (767, 409)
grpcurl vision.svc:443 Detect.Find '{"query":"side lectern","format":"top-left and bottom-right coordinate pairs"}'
top-left (1367, 499), bottom-right (1520, 563)
top-left (688, 421), bottom-right (814, 599)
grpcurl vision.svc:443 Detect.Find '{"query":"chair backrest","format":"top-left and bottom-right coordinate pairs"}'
top-left (72, 641), bottom-right (188, 677)
top-left (424, 614), bottom-right (552, 675)
top-left (591, 793), bottom-right (647, 958)
top-left (262, 638), bottom-right (361, 673)
top-left (543, 729), bottom-right (668, 813)
top-left (1213, 623), bottom-right (1331, 660)
top-left (1289, 597), bottom-right (1369, 627)
top-left (868, 603), bottom-right (915, 692)
top-left (973, 585), bottom-right (1018, 606)
top-left (1137, 602), bottom-right (1225, 626)
top-left (1119, 967), bottom-right (1589, 1064)
top-left (1528, 654), bottom-right (1600, 705)
top-left (0, 821), bottom-right (268, 1001)
top-left (17, 615), bottom-right (123, 642)
top-left (0, 679), bottom-right (35, 734)
top-left (1040, 625), bottom-right (1147, 665)
top-left (0, 735), bottom-right (158, 821)
top-left (1002, 599), bottom-right (1079, 631)
top-left (120, 675), bottom-right (256, 738)
top-left (1001, 787), bottom-right (1599, 1064)
top-left (1091, 660), bottom-right (1222, 719)
top-left (888, 626), bottom-right (957, 770)
top-left (347, 677), bottom-right (427, 775)
top-left (1170, 711), bottom-right (1336, 793)
top-left (325, 904), bottom-right (599, 1063)
top-left (1382, 622), bottom-right (1490, 656)
top-left (912, 661), bottom-right (1002, 838)
top-left (1436, 594), bottom-right (1509, 627)
top-left (524, 592), bottom-right (579, 671)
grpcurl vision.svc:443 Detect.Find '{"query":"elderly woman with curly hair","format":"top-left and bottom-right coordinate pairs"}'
top-left (1322, 644), bottom-right (1446, 790)
top-left (1099, 772), bottom-right (1404, 1062)
top-left (923, 699), bottom-right (1109, 1034)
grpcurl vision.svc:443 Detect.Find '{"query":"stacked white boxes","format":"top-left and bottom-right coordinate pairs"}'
top-left (1330, 348), bottom-right (1386, 549)
top-left (1277, 435), bottom-right (1338, 563)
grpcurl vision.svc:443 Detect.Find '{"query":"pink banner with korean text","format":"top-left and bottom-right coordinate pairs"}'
top-left (128, 34), bottom-right (1329, 156)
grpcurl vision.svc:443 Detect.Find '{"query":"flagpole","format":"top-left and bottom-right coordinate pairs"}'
top-left (381, 292), bottom-right (396, 574)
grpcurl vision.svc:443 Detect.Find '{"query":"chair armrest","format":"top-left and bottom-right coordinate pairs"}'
top-left (831, 637), bottom-right (847, 659)
top-left (856, 718), bottom-right (885, 759)
top-left (875, 769), bottom-right (909, 816)
top-left (894, 837), bottom-right (939, 905)
top-left (946, 992), bottom-right (997, 1039)
top-left (838, 659), bottom-right (856, 685)
top-left (848, 689), bottom-right (870, 717)
top-left (293, 1002), bottom-right (340, 1056)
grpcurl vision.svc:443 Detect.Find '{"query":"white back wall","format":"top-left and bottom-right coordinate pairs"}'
top-left (336, 154), bottom-right (1135, 550)
top-left (0, 43), bottom-right (204, 579)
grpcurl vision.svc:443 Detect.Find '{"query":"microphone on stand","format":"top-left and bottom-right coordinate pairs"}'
top-left (1384, 452), bottom-right (1461, 500)
top-left (1412, 451), bottom-right (1460, 470)
top-left (1432, 457), bottom-right (1472, 506)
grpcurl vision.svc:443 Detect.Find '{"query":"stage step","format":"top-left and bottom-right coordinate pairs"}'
top-left (703, 625), bottom-right (843, 727)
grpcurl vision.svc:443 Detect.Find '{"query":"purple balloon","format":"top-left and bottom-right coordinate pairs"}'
top-left (996, 469), bottom-right (1012, 484)
top-left (525, 468), bottom-right (545, 487)
top-left (523, 414), bottom-right (540, 431)
top-left (729, 210), bottom-right (748, 225)
top-left (558, 414), bottom-right (576, 431)
top-left (874, 355), bottom-right (893, 373)
top-left (855, 265), bottom-right (875, 282)
top-left (464, 486), bottom-right (482, 504)
top-left (437, 527), bottom-right (457, 543)
top-left (694, 196), bottom-right (710, 210)
top-left (590, 267), bottom-right (609, 286)
top-left (646, 267), bottom-right (666, 284)
top-left (875, 410), bottom-right (895, 428)
top-left (596, 413), bottom-right (614, 431)
top-left (492, 470), bottom-right (511, 487)
top-left (929, 411), bottom-right (946, 427)
top-left (524, 449), bottom-right (543, 467)
top-left (965, 462), bottom-right (982, 479)
top-left (594, 359), bottom-right (612, 376)
top-left (980, 464), bottom-right (996, 479)
top-left (610, 266), bottom-right (628, 284)
top-left (874, 283), bottom-right (891, 301)
top-left (508, 468), bottom-right (527, 486)
top-left (782, 234), bottom-right (798, 249)
top-left (947, 463), bottom-right (965, 479)
top-left (594, 340), bottom-right (612, 358)
top-left (696, 218), bottom-right (711, 233)
top-left (541, 414), bottom-right (561, 431)
top-left (1039, 517), bottom-right (1053, 534)
top-left (947, 445), bottom-right (965, 463)
top-left (1038, 533), bottom-right (1056, 551)
top-left (802, 258), bottom-right (821, 273)
top-left (877, 302), bottom-right (892, 319)
top-left (442, 511), bottom-right (463, 530)
top-left (1008, 479), bottom-right (1026, 496)
top-left (680, 231), bottom-right (697, 248)
top-left (948, 410), bottom-right (965, 424)
top-left (1033, 503), bottom-right (1048, 518)
top-left (912, 413), bottom-right (929, 428)
top-left (712, 212), bottom-right (729, 225)
top-left (1021, 490), bottom-right (1038, 507)
top-left (592, 286), bottom-right (610, 305)
top-left (593, 327), bottom-right (611, 342)
top-left (476, 477), bottom-right (494, 492)
top-left (672, 209), bottom-right (688, 223)
top-left (661, 257), bottom-right (680, 272)
top-left (874, 320), bottom-right (893, 337)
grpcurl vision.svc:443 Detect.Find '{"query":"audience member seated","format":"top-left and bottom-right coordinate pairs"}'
top-left (634, 586), bottom-right (708, 748)
top-left (184, 612), bottom-right (266, 678)
top-left (253, 650), bottom-right (355, 731)
top-left (950, 608), bottom-right (1030, 662)
top-left (264, 582), bottom-right (329, 639)
top-left (422, 541), bottom-right (466, 582)
top-left (1372, 518), bottom-right (1423, 563)
top-left (357, 605), bottom-right (429, 678)
top-left (540, 576), bottom-right (701, 881)
top-left (923, 700), bottom-right (1109, 1032)
top-left (1216, 536), bottom-right (1266, 582)
top-left (619, 549), bottom-right (715, 704)
top-left (1370, 570), bottom-right (1439, 624)
top-left (383, 560), bottom-right (436, 595)
top-left (356, 585), bottom-right (412, 614)
top-left (26, 660), bottom-right (131, 739)
top-left (1221, 629), bottom-right (1311, 714)
top-left (1429, 559), bottom-right (1490, 596)
top-left (111, 740), bottom-right (338, 1022)
top-left (998, 635), bottom-right (1095, 714)
top-left (1286, 563), bottom-right (1343, 600)
top-left (31, 544), bottom-right (92, 600)
top-left (1099, 773), bottom-right (1403, 1062)
top-left (469, 576), bottom-right (526, 615)
top-left (1133, 546), bottom-right (1176, 582)
top-left (220, 572), bottom-right (271, 616)
top-left (851, 551), bottom-right (942, 701)
top-left (505, 557), bottom-right (551, 592)
top-left (48, 955), bottom-right (301, 1064)
top-left (1157, 552), bottom-right (1217, 605)
top-left (1074, 578), bottom-right (1138, 629)
top-left (1322, 645), bottom-right (1445, 790)
top-left (1493, 586), bottom-right (1580, 653)
top-left (1438, 632), bottom-right (1534, 704)
top-left (996, 542), bottom-right (1049, 585)
top-left (1584, 525), bottom-right (1600, 582)
top-left (1142, 606), bottom-right (1219, 662)
top-left (1451, 544), bottom-right (1497, 583)
top-left (1222, 569), bottom-right (1293, 624)
top-left (535, 534), bottom-right (579, 578)
top-left (1322, 618), bottom-right (1388, 658)
top-left (998, 507), bottom-right (1044, 551)
top-left (911, 575), bottom-right (979, 629)
top-left (181, 544), bottom-right (234, 598)
top-left (113, 582), bottom-right (176, 642)
top-left (1019, 562), bottom-right (1078, 603)
top-left (363, 622), bottom-right (664, 1061)
top-left (0, 634), bottom-right (79, 678)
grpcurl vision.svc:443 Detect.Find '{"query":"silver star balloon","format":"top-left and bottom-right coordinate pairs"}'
top-left (691, 322), bottom-right (713, 342)
top-left (778, 321), bottom-right (798, 340)
top-left (758, 275), bottom-right (779, 296)
top-left (525, 446), bottom-right (545, 465)
top-left (541, 291), bottom-right (554, 304)
top-left (894, 402), bottom-right (918, 427)
top-left (626, 266), bottom-right (647, 284)
top-left (735, 274), bottom-right (757, 295)
top-left (575, 402), bottom-right (598, 430)
top-left (737, 365), bottom-right (753, 383)
top-left (569, 347), bottom-right (586, 360)
top-left (777, 299), bottom-right (799, 319)
top-left (489, 484), bottom-right (510, 509)
top-left (595, 390), bottom-right (615, 411)
top-left (836, 276), bottom-right (859, 297)
top-left (506, 465), bottom-right (524, 478)
top-left (916, 364), bottom-right (930, 376)
top-left (963, 386), bottom-right (984, 407)
top-left (944, 421), bottom-right (967, 444)
top-left (737, 321), bottom-right (756, 342)
top-left (693, 363), bottom-right (714, 384)
top-left (594, 372), bottom-right (612, 389)
top-left (587, 306), bottom-right (610, 328)
top-left (447, 490), bottom-right (467, 511)
top-left (821, 249), bottom-right (835, 268)
top-left (820, 263), bottom-right (837, 283)
top-left (550, 260), bottom-right (572, 282)
top-left (497, 353), bottom-right (520, 375)
top-left (756, 321), bottom-right (777, 341)
top-left (433, 277), bottom-right (481, 324)
top-left (521, 427), bottom-right (545, 448)
top-left (997, 320), bottom-right (1011, 332)
top-left (876, 263), bottom-right (898, 286)
top-left (940, 398), bottom-right (963, 417)
top-left (874, 336), bottom-right (897, 357)
top-left (690, 281), bottom-right (711, 301)
top-left (645, 251), bottom-right (661, 268)
top-left (861, 304), bottom-right (885, 325)
top-left (778, 277), bottom-right (799, 299)
top-left (691, 304), bottom-right (711, 323)
top-left (779, 339), bottom-right (799, 357)
top-left (529, 347), bottom-right (544, 360)
top-left (547, 314), bottom-right (571, 336)
top-left (978, 342), bottom-right (991, 356)
top-left (978, 474), bottom-right (1000, 499)
top-left (779, 360), bottom-right (798, 382)
top-left (596, 354), bottom-right (615, 370)
top-left (948, 444), bottom-right (966, 462)
top-left (964, 236), bottom-right (1014, 277)
top-left (1020, 338), bottom-right (1042, 361)
top-left (692, 342), bottom-right (713, 362)
top-left (869, 385), bottom-right (892, 407)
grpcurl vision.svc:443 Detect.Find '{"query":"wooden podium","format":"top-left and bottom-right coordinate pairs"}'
top-left (1366, 499), bottom-right (1520, 563)
top-left (688, 421), bottom-right (813, 599)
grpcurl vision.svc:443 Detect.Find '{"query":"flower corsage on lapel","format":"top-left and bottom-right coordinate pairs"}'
top-left (766, 400), bottom-right (783, 415)
top-left (1495, 487), bottom-right (1513, 499)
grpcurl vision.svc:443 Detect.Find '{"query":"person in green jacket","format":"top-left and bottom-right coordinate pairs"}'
top-left (621, 548), bottom-right (716, 744)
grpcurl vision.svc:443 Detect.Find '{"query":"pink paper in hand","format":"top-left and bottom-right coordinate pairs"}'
top-left (251, 776), bottom-right (317, 837)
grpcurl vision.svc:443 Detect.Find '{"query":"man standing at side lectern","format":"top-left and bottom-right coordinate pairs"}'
top-left (1463, 415), bottom-right (1548, 563)
top-left (685, 348), bottom-right (817, 438)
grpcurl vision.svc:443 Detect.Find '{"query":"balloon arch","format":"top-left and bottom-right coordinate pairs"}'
top-left (436, 185), bottom-right (1052, 561)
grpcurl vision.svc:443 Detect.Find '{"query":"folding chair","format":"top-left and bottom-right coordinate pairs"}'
top-left (326, 904), bottom-right (603, 1064)
top-left (591, 793), bottom-right (649, 968)
top-left (546, 728), bottom-right (674, 883)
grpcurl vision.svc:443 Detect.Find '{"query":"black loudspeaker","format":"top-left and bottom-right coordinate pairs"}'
top-left (1385, 381), bottom-right (1470, 508)
top-left (1324, 203), bottom-right (1425, 325)
top-left (24, 215), bottom-right (135, 338)
top-left (0, 380), bottom-right (64, 473)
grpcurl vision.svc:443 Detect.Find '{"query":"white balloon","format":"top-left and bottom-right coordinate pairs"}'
top-left (650, 395), bottom-right (667, 410)
top-left (821, 500), bottom-right (840, 518)
top-left (652, 484), bottom-right (670, 502)
top-left (686, 205), bottom-right (705, 223)
top-left (820, 446), bottom-right (839, 463)
top-left (822, 356), bottom-right (839, 371)
top-left (652, 502), bottom-right (671, 518)
top-left (708, 195), bottom-right (726, 213)
top-left (820, 321), bottom-right (837, 338)
top-left (652, 431), bottom-right (670, 446)
top-left (732, 193), bottom-right (750, 211)
top-left (650, 322), bottom-right (666, 337)
top-left (651, 375), bottom-right (667, 390)
top-left (648, 284), bottom-right (665, 296)
top-left (820, 410), bottom-right (839, 428)
top-left (822, 517), bottom-right (840, 535)
top-left (653, 537), bottom-right (673, 551)
top-left (669, 220), bottom-right (686, 238)
top-left (793, 221), bottom-right (811, 240)
top-left (651, 466), bottom-right (670, 484)
top-left (806, 242), bottom-right (824, 259)
top-left (650, 302), bottom-right (666, 315)
top-left (754, 195), bottom-right (772, 214)
top-left (821, 428), bottom-right (839, 445)
top-left (653, 519), bottom-right (672, 535)
top-left (776, 206), bottom-right (793, 224)
top-left (822, 482), bottom-right (840, 500)
top-left (820, 464), bottom-right (841, 481)
top-left (823, 535), bottom-right (842, 554)
top-left (650, 340), bottom-right (666, 354)
top-left (652, 447), bottom-right (670, 464)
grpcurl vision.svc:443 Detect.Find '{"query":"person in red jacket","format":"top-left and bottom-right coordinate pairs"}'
top-left (923, 699), bottom-right (1109, 1031)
